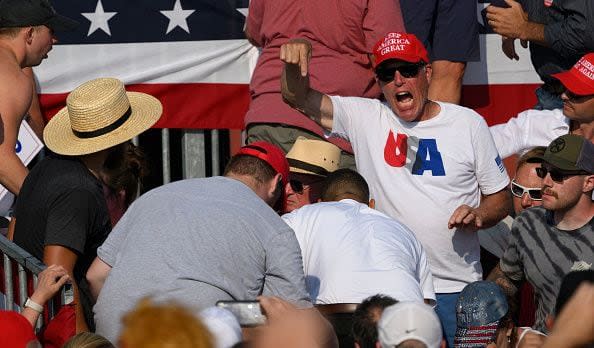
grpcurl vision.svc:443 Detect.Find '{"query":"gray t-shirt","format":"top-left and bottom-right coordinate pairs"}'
top-left (94, 177), bottom-right (310, 342)
top-left (501, 207), bottom-right (594, 332)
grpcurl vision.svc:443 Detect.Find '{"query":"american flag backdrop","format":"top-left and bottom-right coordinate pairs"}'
top-left (34, 0), bottom-right (255, 129)
top-left (33, 0), bottom-right (543, 130)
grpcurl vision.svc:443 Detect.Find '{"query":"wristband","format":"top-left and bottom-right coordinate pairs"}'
top-left (24, 298), bottom-right (44, 313)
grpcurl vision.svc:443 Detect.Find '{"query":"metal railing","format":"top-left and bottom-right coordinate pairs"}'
top-left (0, 234), bottom-right (66, 331)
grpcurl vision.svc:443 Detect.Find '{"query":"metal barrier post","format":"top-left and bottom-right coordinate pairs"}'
top-left (211, 130), bottom-right (220, 176)
top-left (162, 129), bottom-right (171, 184)
top-left (3, 254), bottom-right (13, 311)
top-left (18, 263), bottom-right (27, 311)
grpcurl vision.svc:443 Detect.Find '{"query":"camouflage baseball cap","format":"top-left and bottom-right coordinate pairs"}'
top-left (539, 135), bottom-right (594, 173)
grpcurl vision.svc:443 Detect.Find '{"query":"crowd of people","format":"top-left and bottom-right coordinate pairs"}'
top-left (1, 0), bottom-right (593, 347)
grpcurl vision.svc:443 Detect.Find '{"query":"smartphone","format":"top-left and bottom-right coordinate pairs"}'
top-left (216, 301), bottom-right (266, 327)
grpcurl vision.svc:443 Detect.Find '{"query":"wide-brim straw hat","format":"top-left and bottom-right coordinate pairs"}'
top-left (286, 136), bottom-right (341, 176)
top-left (44, 78), bottom-right (162, 156)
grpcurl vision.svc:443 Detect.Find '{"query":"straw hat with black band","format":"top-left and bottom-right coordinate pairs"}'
top-left (43, 78), bottom-right (162, 156)
top-left (286, 137), bottom-right (340, 177)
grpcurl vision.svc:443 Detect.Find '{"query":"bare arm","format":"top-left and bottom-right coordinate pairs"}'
top-left (448, 189), bottom-right (511, 232)
top-left (0, 69), bottom-right (33, 194)
top-left (21, 265), bottom-right (70, 328)
top-left (22, 68), bottom-right (45, 140)
top-left (86, 257), bottom-right (112, 301)
top-left (280, 39), bottom-right (334, 131)
top-left (43, 245), bottom-right (89, 332)
top-left (487, 263), bottom-right (520, 300)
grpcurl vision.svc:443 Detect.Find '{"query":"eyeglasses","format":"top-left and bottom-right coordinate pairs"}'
top-left (535, 165), bottom-right (589, 182)
top-left (290, 179), bottom-right (304, 194)
top-left (510, 180), bottom-right (542, 200)
top-left (564, 89), bottom-right (594, 102)
top-left (375, 63), bottom-right (424, 83)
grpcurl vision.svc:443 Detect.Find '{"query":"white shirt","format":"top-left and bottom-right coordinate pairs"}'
top-left (489, 108), bottom-right (569, 158)
top-left (330, 97), bottom-right (510, 292)
top-left (282, 199), bottom-right (435, 304)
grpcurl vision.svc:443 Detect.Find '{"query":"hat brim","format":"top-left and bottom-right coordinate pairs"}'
top-left (374, 56), bottom-right (427, 69)
top-left (44, 92), bottom-right (162, 156)
top-left (552, 71), bottom-right (594, 96)
top-left (45, 14), bottom-right (79, 32)
top-left (289, 166), bottom-right (325, 177)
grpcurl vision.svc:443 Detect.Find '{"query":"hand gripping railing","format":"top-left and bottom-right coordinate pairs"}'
top-left (0, 234), bottom-right (67, 331)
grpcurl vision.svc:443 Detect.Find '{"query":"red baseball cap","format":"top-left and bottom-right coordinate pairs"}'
top-left (0, 311), bottom-right (37, 348)
top-left (552, 53), bottom-right (594, 96)
top-left (373, 32), bottom-right (429, 68)
top-left (235, 142), bottom-right (290, 186)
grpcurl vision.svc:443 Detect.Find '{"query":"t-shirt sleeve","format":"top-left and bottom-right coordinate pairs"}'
top-left (330, 95), bottom-right (379, 142)
top-left (472, 116), bottom-right (510, 195)
top-left (97, 202), bottom-right (136, 266)
top-left (362, 0), bottom-right (405, 50)
top-left (500, 218), bottom-right (526, 282)
top-left (245, 0), bottom-right (264, 46)
top-left (44, 189), bottom-right (97, 254)
top-left (262, 229), bottom-right (312, 308)
top-left (417, 246), bottom-right (436, 302)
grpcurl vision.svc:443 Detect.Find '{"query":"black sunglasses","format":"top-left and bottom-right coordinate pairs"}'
top-left (510, 180), bottom-right (542, 200)
top-left (535, 165), bottom-right (588, 182)
top-left (564, 89), bottom-right (594, 102)
top-left (375, 63), bottom-right (424, 83)
top-left (290, 179), bottom-right (304, 194)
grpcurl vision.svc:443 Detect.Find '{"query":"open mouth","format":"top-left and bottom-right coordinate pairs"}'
top-left (396, 92), bottom-right (412, 102)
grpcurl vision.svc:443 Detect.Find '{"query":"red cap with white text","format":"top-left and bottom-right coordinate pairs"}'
top-left (552, 53), bottom-right (594, 96)
top-left (373, 32), bottom-right (429, 68)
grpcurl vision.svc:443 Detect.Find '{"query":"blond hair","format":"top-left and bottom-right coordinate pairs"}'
top-left (118, 298), bottom-right (214, 348)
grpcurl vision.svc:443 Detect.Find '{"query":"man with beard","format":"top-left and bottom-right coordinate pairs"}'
top-left (489, 134), bottom-right (594, 333)
top-left (279, 32), bottom-right (510, 346)
top-left (87, 141), bottom-right (311, 343)
top-left (490, 53), bottom-right (594, 159)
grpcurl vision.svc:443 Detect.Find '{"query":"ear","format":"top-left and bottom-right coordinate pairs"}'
top-left (545, 314), bottom-right (555, 332)
top-left (424, 63), bottom-right (433, 84)
top-left (368, 198), bottom-right (376, 209)
top-left (25, 27), bottom-right (35, 44)
top-left (582, 174), bottom-right (594, 193)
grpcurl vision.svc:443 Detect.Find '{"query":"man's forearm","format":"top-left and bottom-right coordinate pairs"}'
top-left (475, 189), bottom-right (511, 229)
top-left (520, 21), bottom-right (546, 46)
top-left (487, 263), bottom-right (519, 298)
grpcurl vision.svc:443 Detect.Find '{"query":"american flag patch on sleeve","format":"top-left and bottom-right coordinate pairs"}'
top-left (495, 155), bottom-right (505, 173)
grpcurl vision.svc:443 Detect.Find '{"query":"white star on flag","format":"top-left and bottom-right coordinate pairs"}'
top-left (161, 0), bottom-right (196, 34)
top-left (82, 0), bottom-right (117, 36)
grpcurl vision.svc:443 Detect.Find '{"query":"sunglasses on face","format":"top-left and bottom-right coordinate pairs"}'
top-left (510, 180), bottom-right (542, 200)
top-left (375, 63), bottom-right (424, 83)
top-left (535, 165), bottom-right (588, 182)
top-left (564, 89), bottom-right (594, 102)
top-left (290, 179), bottom-right (304, 194)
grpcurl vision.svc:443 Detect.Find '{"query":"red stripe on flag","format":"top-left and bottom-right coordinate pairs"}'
top-left (461, 83), bottom-right (540, 126)
top-left (39, 83), bottom-right (250, 129)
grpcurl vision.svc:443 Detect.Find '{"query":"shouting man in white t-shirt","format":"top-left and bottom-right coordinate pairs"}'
top-left (279, 32), bottom-right (511, 347)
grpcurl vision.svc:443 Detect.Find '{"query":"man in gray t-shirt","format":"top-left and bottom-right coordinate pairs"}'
top-left (87, 142), bottom-right (311, 342)
top-left (489, 135), bottom-right (594, 332)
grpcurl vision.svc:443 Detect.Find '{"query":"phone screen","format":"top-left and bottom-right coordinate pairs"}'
top-left (216, 301), bottom-right (266, 327)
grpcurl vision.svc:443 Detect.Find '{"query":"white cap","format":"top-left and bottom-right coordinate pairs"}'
top-left (199, 307), bottom-right (242, 348)
top-left (378, 302), bottom-right (442, 348)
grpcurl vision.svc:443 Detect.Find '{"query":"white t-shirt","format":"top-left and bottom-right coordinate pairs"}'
top-left (282, 199), bottom-right (435, 304)
top-left (489, 108), bottom-right (569, 159)
top-left (330, 97), bottom-right (510, 292)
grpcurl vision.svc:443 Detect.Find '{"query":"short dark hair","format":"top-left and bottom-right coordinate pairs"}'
top-left (555, 270), bottom-right (594, 315)
top-left (352, 294), bottom-right (398, 348)
top-left (320, 169), bottom-right (369, 203)
top-left (224, 154), bottom-right (277, 184)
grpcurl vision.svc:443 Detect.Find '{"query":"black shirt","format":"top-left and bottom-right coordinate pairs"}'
top-left (14, 155), bottom-right (111, 329)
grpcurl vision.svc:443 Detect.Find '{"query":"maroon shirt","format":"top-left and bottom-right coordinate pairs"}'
top-left (245, 0), bottom-right (405, 152)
